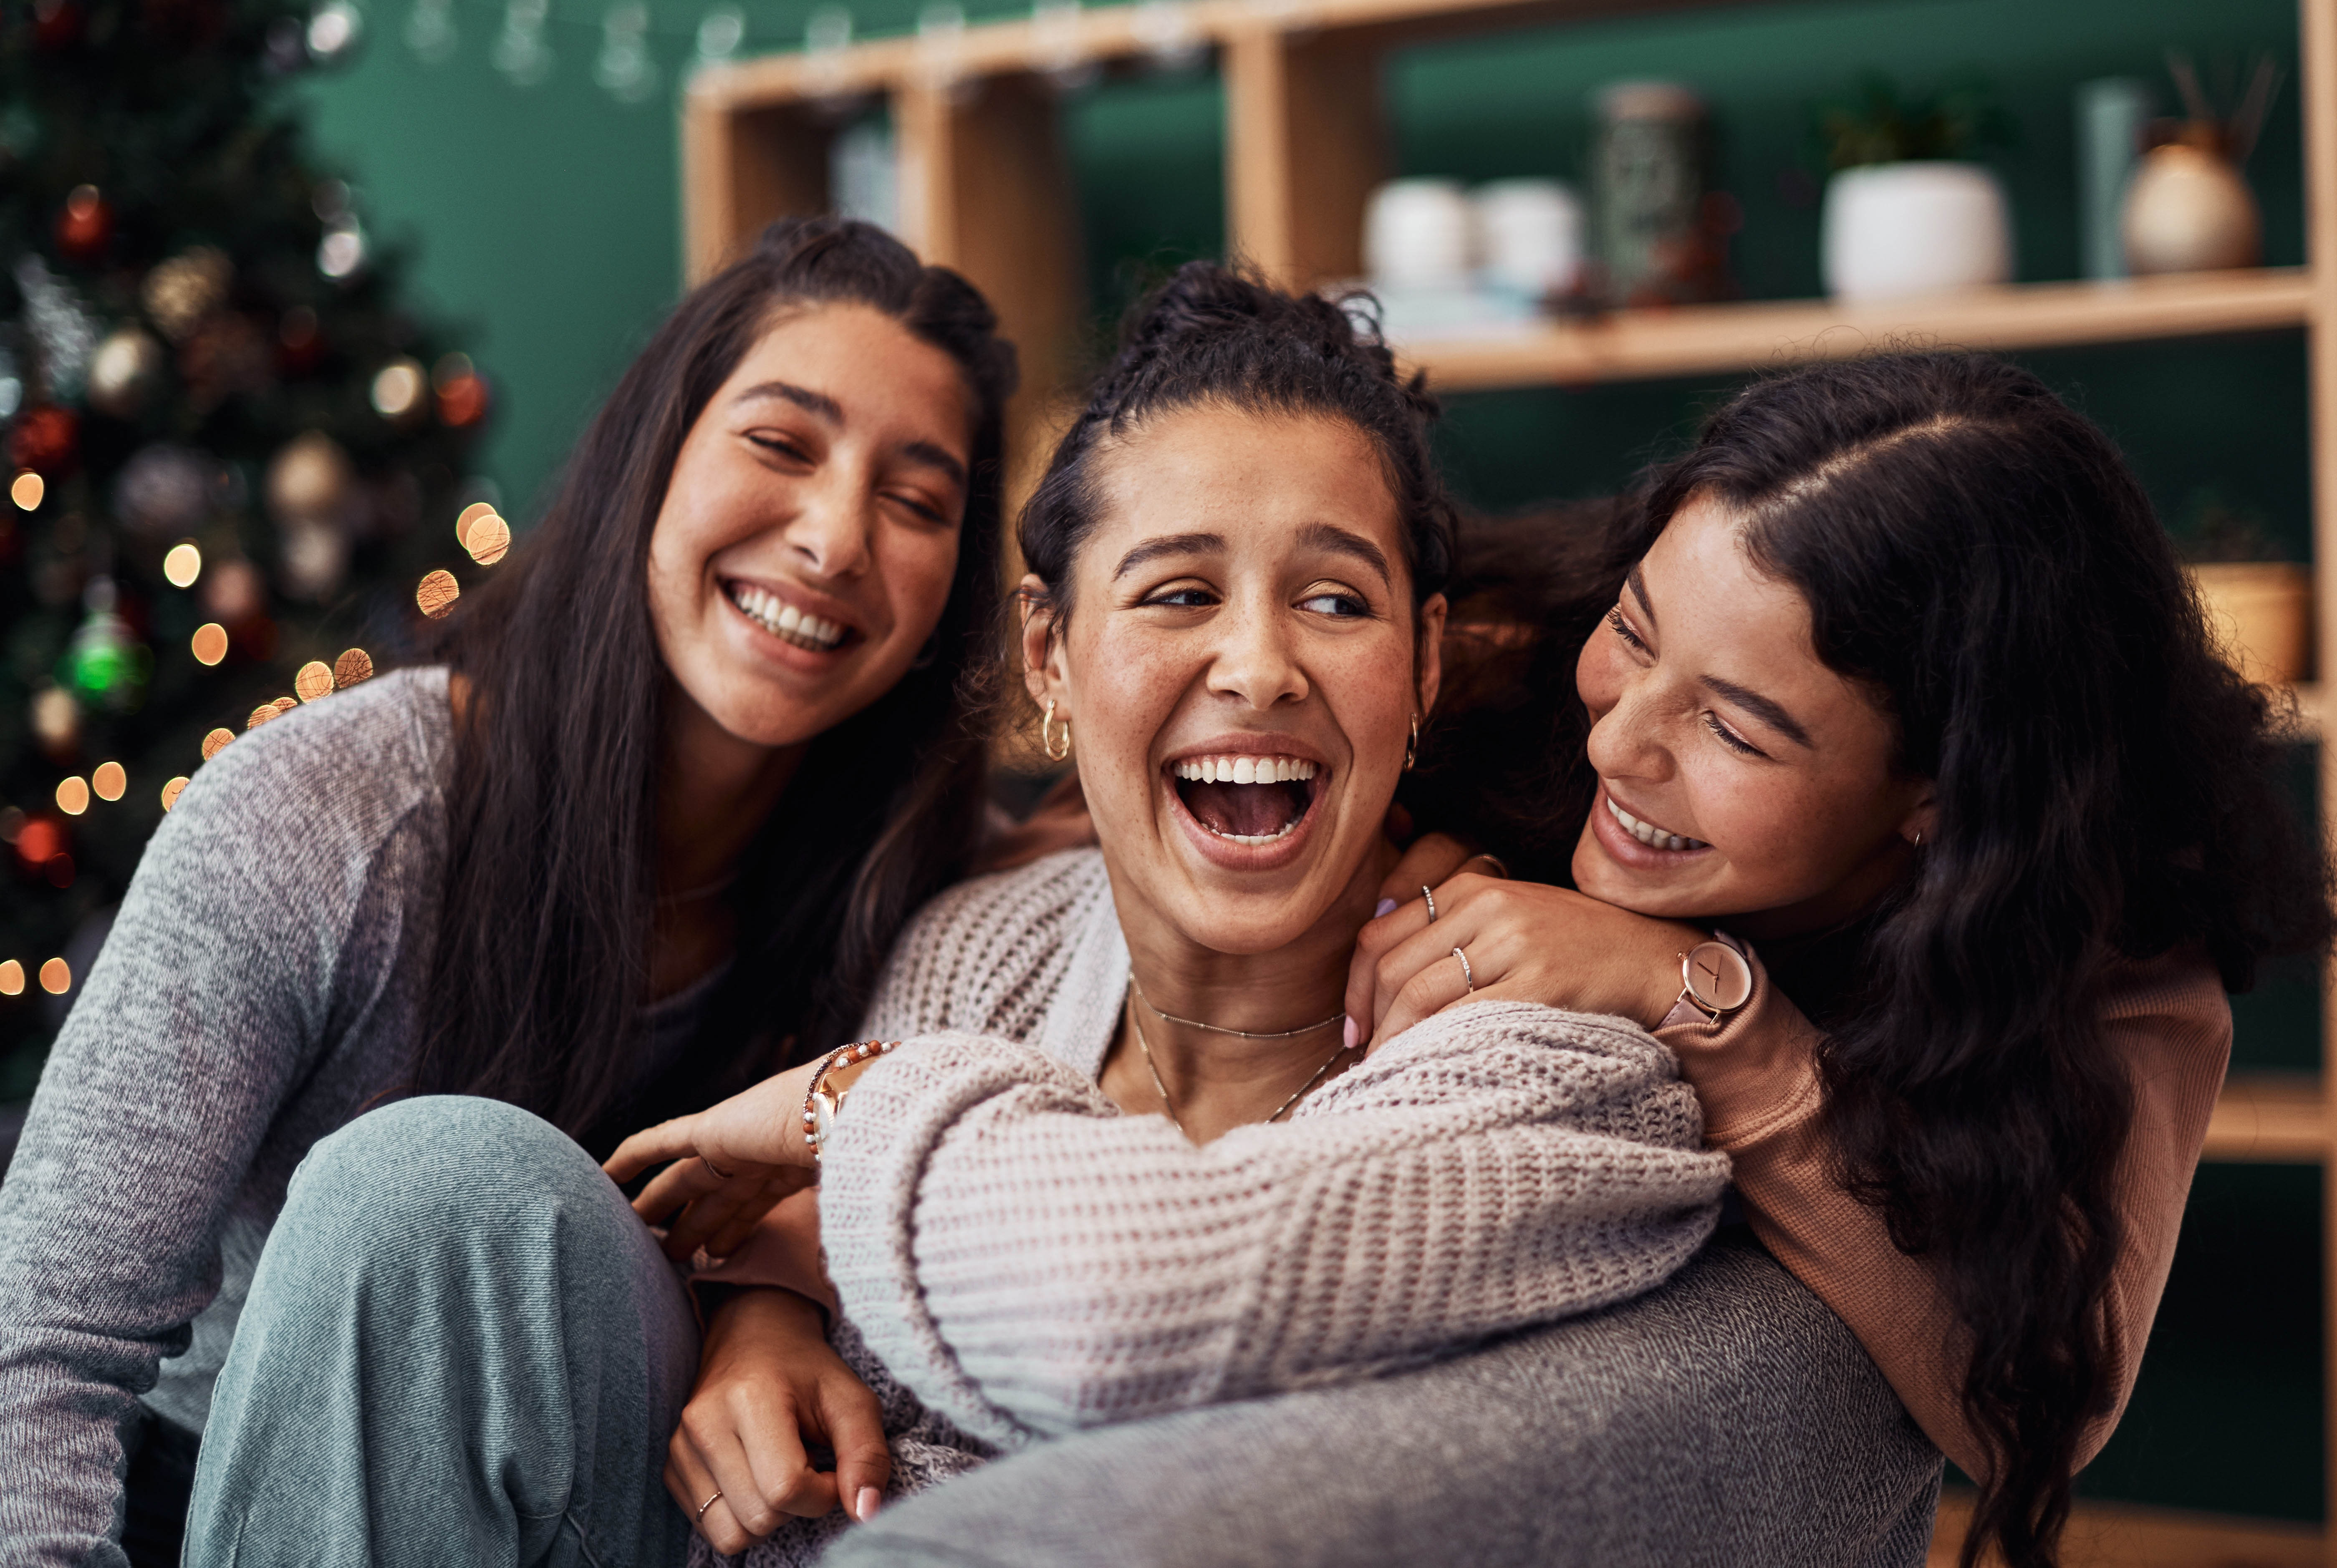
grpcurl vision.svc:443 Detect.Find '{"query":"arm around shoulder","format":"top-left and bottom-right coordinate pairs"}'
top-left (819, 1002), bottom-right (1729, 1446)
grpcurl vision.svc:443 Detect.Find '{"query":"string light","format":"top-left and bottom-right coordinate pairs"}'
top-left (334, 648), bottom-right (374, 686)
top-left (463, 512), bottom-right (510, 565)
top-left (38, 958), bottom-right (70, 995)
top-left (55, 776), bottom-right (89, 815)
top-left (191, 623), bottom-right (229, 666)
top-left (162, 541), bottom-right (203, 588)
top-left (272, 695), bottom-right (298, 714)
top-left (10, 471), bottom-right (42, 510)
top-left (247, 703), bottom-right (280, 730)
top-left (295, 660), bottom-right (335, 701)
top-left (92, 761), bottom-right (125, 801)
top-left (0, 960), bottom-right (21, 996)
top-left (161, 776), bottom-right (189, 811)
top-left (456, 500), bottom-right (497, 540)
top-left (201, 727), bottom-right (235, 759)
top-left (417, 569), bottom-right (460, 618)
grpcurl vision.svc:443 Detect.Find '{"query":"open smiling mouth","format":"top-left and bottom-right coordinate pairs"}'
top-left (1606, 794), bottom-right (1710, 852)
top-left (726, 580), bottom-right (853, 653)
top-left (1170, 755), bottom-right (1323, 846)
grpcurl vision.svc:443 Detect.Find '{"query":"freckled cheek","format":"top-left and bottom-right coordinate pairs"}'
top-left (1575, 634), bottom-right (1623, 723)
top-left (1067, 628), bottom-right (1189, 803)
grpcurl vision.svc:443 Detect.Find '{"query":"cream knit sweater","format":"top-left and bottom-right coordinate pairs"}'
top-left (719, 848), bottom-right (1729, 1566)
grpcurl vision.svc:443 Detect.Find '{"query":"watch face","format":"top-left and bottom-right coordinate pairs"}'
top-left (1683, 941), bottom-right (1753, 1013)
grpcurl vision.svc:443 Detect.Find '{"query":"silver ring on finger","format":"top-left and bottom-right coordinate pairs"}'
top-left (1421, 884), bottom-right (1438, 922)
top-left (1453, 946), bottom-right (1474, 993)
top-left (696, 1489), bottom-right (725, 1522)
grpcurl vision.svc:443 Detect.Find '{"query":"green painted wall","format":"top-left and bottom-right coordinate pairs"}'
top-left (303, 0), bottom-right (2321, 1523)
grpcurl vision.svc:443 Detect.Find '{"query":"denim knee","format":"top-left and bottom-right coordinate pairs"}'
top-left (290, 1094), bottom-right (609, 1233)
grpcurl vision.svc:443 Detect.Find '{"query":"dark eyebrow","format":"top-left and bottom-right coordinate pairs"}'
top-left (1298, 522), bottom-right (1392, 585)
top-left (1625, 564), bottom-right (1656, 628)
top-left (732, 380), bottom-right (843, 424)
top-left (1704, 676), bottom-right (1815, 749)
top-left (1113, 532), bottom-right (1226, 581)
top-left (901, 439), bottom-right (968, 489)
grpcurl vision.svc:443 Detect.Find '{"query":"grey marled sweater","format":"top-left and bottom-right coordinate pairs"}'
top-left (0, 668), bottom-right (717, 1568)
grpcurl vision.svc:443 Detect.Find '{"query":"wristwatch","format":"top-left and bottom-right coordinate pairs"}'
top-left (1678, 938), bottom-right (1754, 1022)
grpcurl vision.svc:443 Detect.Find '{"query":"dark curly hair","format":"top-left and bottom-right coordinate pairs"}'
top-left (413, 216), bottom-right (1017, 1157)
top-left (1017, 262), bottom-right (1457, 630)
top-left (1466, 351), bottom-right (2330, 1568)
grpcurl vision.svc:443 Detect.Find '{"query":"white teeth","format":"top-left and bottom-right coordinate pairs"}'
top-left (1171, 755), bottom-right (1319, 784)
top-left (1606, 796), bottom-right (1708, 852)
top-left (727, 583), bottom-right (845, 650)
top-left (1209, 819), bottom-right (1302, 846)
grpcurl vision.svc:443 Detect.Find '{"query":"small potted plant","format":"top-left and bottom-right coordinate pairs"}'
top-left (1817, 74), bottom-right (2016, 303)
top-left (2181, 491), bottom-right (2312, 687)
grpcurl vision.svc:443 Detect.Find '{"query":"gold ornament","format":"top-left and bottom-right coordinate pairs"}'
top-left (141, 247), bottom-right (233, 343)
top-left (265, 431), bottom-right (353, 524)
top-left (86, 327), bottom-right (168, 419)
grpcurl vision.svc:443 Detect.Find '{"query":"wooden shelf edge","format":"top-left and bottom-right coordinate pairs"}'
top-left (1930, 1491), bottom-right (2321, 1568)
top-left (1391, 270), bottom-right (2315, 391)
top-left (2203, 1072), bottom-right (2330, 1163)
top-left (687, 0), bottom-right (1778, 108)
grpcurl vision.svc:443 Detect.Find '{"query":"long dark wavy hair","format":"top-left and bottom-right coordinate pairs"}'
top-left (411, 217), bottom-right (1017, 1157)
top-left (1447, 351), bottom-right (2330, 1568)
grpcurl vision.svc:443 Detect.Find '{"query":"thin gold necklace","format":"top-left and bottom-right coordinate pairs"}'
top-left (1126, 993), bottom-right (1354, 1137)
top-left (1128, 971), bottom-right (1343, 1039)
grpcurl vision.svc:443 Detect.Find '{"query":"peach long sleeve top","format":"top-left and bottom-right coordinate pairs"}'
top-left (1653, 940), bottom-right (2232, 1478)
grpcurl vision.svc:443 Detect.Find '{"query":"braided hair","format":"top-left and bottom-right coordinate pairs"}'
top-left (1018, 262), bottom-right (1457, 623)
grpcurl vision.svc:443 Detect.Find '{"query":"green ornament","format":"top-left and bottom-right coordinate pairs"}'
top-left (57, 584), bottom-right (151, 711)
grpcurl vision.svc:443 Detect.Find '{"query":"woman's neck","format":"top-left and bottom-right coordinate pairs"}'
top-left (1104, 846), bottom-right (1389, 1143)
top-left (650, 684), bottom-right (803, 995)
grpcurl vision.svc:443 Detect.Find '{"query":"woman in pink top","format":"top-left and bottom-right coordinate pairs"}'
top-left (1350, 350), bottom-right (2332, 1568)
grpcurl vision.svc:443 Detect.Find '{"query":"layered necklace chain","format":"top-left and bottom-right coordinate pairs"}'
top-left (1124, 973), bottom-right (1355, 1137)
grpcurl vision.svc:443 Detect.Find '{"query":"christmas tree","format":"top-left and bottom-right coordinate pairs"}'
top-left (0, 0), bottom-right (493, 1105)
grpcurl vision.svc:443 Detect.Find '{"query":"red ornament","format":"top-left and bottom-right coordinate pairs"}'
top-left (436, 372), bottom-right (490, 428)
top-left (13, 817), bottom-right (67, 876)
top-left (56, 185), bottom-right (111, 263)
top-left (8, 407), bottom-right (79, 476)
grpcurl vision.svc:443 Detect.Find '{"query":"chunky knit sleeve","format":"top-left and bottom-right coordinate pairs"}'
top-left (818, 1000), bottom-right (1731, 1447)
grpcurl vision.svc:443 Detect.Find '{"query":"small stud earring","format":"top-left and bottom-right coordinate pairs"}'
top-left (1042, 698), bottom-right (1073, 762)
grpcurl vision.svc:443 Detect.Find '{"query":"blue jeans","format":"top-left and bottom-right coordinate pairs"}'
top-left (185, 1097), bottom-right (699, 1568)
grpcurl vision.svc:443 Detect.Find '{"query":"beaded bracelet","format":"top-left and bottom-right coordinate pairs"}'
top-left (801, 1039), bottom-right (900, 1165)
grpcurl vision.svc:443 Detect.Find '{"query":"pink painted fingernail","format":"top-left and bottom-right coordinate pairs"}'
top-left (1373, 897), bottom-right (1398, 918)
top-left (856, 1486), bottom-right (883, 1521)
top-left (1343, 1014), bottom-right (1361, 1051)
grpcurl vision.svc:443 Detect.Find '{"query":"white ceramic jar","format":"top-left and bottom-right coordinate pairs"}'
top-left (1821, 161), bottom-right (2012, 303)
top-left (1472, 179), bottom-right (1585, 298)
top-left (1364, 178), bottom-right (1476, 290)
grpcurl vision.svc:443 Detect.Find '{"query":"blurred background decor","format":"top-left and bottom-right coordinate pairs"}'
top-left (0, 0), bottom-right (488, 1119)
top-left (1816, 73), bottom-right (2015, 301)
top-left (2123, 50), bottom-right (2282, 275)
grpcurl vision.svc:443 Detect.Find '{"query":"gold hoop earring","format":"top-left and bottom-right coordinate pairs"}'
top-left (1042, 699), bottom-right (1073, 762)
top-left (1403, 713), bottom-right (1420, 772)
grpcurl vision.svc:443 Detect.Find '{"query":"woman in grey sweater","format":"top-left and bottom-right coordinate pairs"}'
top-left (0, 217), bottom-right (1018, 1568)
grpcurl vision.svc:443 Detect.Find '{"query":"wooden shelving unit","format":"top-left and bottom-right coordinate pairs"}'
top-left (686, 0), bottom-right (2337, 1559)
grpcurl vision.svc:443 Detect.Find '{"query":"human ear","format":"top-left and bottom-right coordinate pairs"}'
top-left (1898, 785), bottom-right (1938, 848)
top-left (1018, 574), bottom-right (1065, 709)
top-left (1413, 592), bottom-right (1449, 720)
